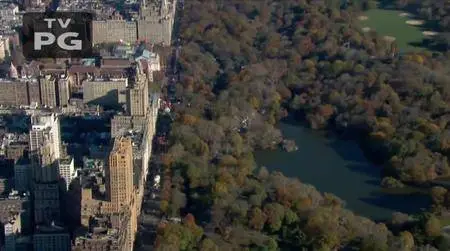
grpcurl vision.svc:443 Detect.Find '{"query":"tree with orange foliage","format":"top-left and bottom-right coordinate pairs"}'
top-left (318, 104), bottom-right (334, 118)
top-left (182, 114), bottom-right (198, 125)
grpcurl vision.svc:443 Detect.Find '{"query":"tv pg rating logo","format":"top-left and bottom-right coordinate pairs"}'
top-left (22, 12), bottom-right (93, 58)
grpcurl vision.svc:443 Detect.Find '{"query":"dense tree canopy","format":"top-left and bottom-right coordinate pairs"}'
top-left (155, 0), bottom-right (450, 250)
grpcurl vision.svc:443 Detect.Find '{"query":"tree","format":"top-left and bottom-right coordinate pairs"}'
top-left (425, 215), bottom-right (441, 238)
top-left (398, 231), bottom-right (415, 250)
top-left (391, 212), bottom-right (410, 227)
top-left (200, 238), bottom-right (219, 251)
top-left (284, 208), bottom-right (299, 225)
top-left (266, 237), bottom-right (278, 251)
top-left (249, 207), bottom-right (266, 231)
top-left (360, 235), bottom-right (388, 251)
top-left (182, 114), bottom-right (199, 125)
top-left (160, 200), bottom-right (169, 213)
top-left (430, 186), bottom-right (447, 206)
top-left (170, 189), bottom-right (187, 216)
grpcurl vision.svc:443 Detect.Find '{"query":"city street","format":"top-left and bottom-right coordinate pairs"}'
top-left (134, 1), bottom-right (183, 249)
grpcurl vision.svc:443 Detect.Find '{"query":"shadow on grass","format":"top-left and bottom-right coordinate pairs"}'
top-left (408, 39), bottom-right (449, 53)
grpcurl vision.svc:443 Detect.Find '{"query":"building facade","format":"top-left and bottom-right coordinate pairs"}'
top-left (0, 36), bottom-right (10, 60)
top-left (33, 183), bottom-right (60, 224)
top-left (57, 157), bottom-right (74, 191)
top-left (83, 79), bottom-right (128, 107)
top-left (39, 75), bottom-right (57, 108)
top-left (33, 224), bottom-right (70, 251)
top-left (29, 114), bottom-right (63, 225)
top-left (14, 162), bottom-right (31, 192)
top-left (92, 20), bottom-right (137, 45)
top-left (5, 142), bottom-right (28, 163)
top-left (0, 80), bottom-right (32, 107)
top-left (106, 137), bottom-right (133, 213)
top-left (91, 0), bottom-right (176, 45)
top-left (57, 76), bottom-right (70, 107)
top-left (29, 114), bottom-right (61, 162)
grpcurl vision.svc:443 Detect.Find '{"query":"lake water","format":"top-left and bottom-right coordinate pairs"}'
top-left (255, 120), bottom-right (430, 221)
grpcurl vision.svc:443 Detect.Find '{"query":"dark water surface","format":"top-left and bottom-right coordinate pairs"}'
top-left (255, 121), bottom-right (430, 221)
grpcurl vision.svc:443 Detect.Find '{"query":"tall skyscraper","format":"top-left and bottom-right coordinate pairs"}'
top-left (127, 62), bottom-right (149, 116)
top-left (29, 114), bottom-right (63, 225)
top-left (106, 137), bottom-right (133, 213)
top-left (33, 183), bottom-right (60, 224)
top-left (29, 114), bottom-right (62, 161)
top-left (32, 143), bottom-right (58, 183)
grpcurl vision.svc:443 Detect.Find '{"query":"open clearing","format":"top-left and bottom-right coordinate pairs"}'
top-left (358, 15), bottom-right (369, 21)
top-left (399, 12), bottom-right (412, 17)
top-left (358, 9), bottom-right (424, 51)
top-left (406, 20), bottom-right (425, 26)
top-left (383, 36), bottom-right (396, 42)
top-left (423, 31), bottom-right (438, 36)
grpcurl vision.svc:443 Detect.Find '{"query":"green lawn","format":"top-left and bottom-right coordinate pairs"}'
top-left (358, 9), bottom-right (425, 52)
top-left (439, 216), bottom-right (450, 227)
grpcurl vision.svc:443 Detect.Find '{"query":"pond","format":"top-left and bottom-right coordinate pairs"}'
top-left (255, 120), bottom-right (430, 221)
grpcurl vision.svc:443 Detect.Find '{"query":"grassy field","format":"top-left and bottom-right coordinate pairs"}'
top-left (439, 215), bottom-right (450, 227)
top-left (358, 9), bottom-right (425, 52)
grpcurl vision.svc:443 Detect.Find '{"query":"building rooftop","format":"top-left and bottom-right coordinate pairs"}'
top-left (74, 212), bottom-right (129, 249)
top-left (35, 223), bottom-right (67, 234)
top-left (0, 192), bottom-right (29, 223)
top-left (59, 157), bottom-right (73, 165)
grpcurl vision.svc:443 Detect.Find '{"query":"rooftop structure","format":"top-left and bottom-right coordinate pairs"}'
top-left (72, 213), bottom-right (130, 251)
top-left (33, 223), bottom-right (71, 251)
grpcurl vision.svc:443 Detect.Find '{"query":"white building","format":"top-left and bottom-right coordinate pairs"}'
top-left (29, 113), bottom-right (62, 161)
top-left (57, 157), bottom-right (75, 191)
top-left (135, 50), bottom-right (161, 75)
top-left (4, 214), bottom-right (21, 251)
top-left (0, 3), bottom-right (19, 22)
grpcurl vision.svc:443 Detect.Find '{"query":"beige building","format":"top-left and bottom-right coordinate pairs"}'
top-left (72, 213), bottom-right (130, 251)
top-left (76, 137), bottom-right (136, 251)
top-left (137, 0), bottom-right (176, 45)
top-left (39, 75), bottom-right (57, 108)
top-left (91, 0), bottom-right (176, 45)
top-left (32, 143), bottom-right (58, 183)
top-left (0, 80), bottom-right (30, 107)
top-left (137, 18), bottom-right (173, 46)
top-left (0, 36), bottom-right (10, 61)
top-left (106, 137), bottom-right (133, 212)
top-left (57, 76), bottom-right (70, 107)
top-left (83, 78), bottom-right (128, 108)
top-left (92, 20), bottom-right (137, 45)
top-left (28, 81), bottom-right (41, 106)
top-left (111, 115), bottom-right (132, 138)
top-left (127, 64), bottom-right (149, 117)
